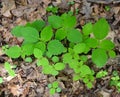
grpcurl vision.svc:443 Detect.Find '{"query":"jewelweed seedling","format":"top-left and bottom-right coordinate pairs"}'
top-left (48, 81), bottom-right (61, 95)
top-left (2, 12), bottom-right (116, 91)
top-left (46, 5), bottom-right (58, 14)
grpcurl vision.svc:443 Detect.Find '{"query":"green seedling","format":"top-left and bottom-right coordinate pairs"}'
top-left (2, 12), bottom-right (116, 92)
top-left (105, 6), bottom-right (110, 11)
top-left (4, 62), bottom-right (16, 77)
top-left (110, 71), bottom-right (120, 92)
top-left (46, 5), bottom-right (58, 14)
top-left (48, 81), bottom-right (61, 95)
top-left (96, 70), bottom-right (108, 78)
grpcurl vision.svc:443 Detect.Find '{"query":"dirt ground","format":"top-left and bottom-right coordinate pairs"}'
top-left (0, 0), bottom-right (120, 97)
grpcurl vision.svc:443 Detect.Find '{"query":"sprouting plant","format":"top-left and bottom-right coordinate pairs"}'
top-left (48, 81), bottom-right (61, 95)
top-left (2, 12), bottom-right (116, 92)
top-left (96, 70), bottom-right (108, 78)
top-left (46, 5), bottom-right (58, 14)
top-left (4, 62), bottom-right (16, 77)
top-left (105, 6), bottom-right (110, 11)
top-left (110, 71), bottom-right (120, 92)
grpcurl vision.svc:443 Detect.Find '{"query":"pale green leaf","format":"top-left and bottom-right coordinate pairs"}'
top-left (108, 50), bottom-right (116, 58)
top-left (54, 63), bottom-right (65, 71)
top-left (82, 22), bottom-right (93, 35)
top-left (50, 88), bottom-right (56, 95)
top-left (6, 46), bottom-right (21, 58)
top-left (33, 48), bottom-right (43, 58)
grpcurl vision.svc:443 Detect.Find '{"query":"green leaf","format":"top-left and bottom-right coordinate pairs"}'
top-left (93, 18), bottom-right (109, 40)
top-left (100, 39), bottom-right (114, 50)
top-left (50, 88), bottom-right (56, 95)
top-left (48, 15), bottom-right (62, 29)
top-left (11, 26), bottom-right (24, 37)
top-left (73, 43), bottom-right (86, 54)
top-left (40, 26), bottom-right (53, 42)
top-left (33, 48), bottom-right (43, 58)
top-left (61, 13), bottom-right (76, 28)
top-left (108, 50), bottom-right (116, 58)
top-left (67, 29), bottom-right (82, 43)
top-left (37, 57), bottom-right (49, 66)
top-left (62, 53), bottom-right (72, 64)
top-left (73, 74), bottom-right (81, 81)
top-left (6, 46), bottom-right (21, 58)
top-left (52, 81), bottom-right (58, 88)
top-left (51, 69), bottom-right (59, 76)
top-left (25, 57), bottom-right (32, 63)
top-left (0, 77), bottom-right (3, 84)
top-left (34, 42), bottom-right (46, 54)
top-left (47, 40), bottom-right (66, 55)
top-left (48, 84), bottom-right (52, 88)
top-left (54, 63), bottom-right (65, 71)
top-left (86, 82), bottom-right (93, 88)
top-left (21, 27), bottom-right (39, 44)
top-left (55, 28), bottom-right (67, 40)
top-left (26, 20), bottom-right (45, 31)
top-left (82, 22), bottom-right (93, 35)
top-left (56, 87), bottom-right (61, 93)
top-left (79, 65), bottom-right (91, 76)
top-left (84, 38), bottom-right (99, 48)
top-left (21, 44), bottom-right (34, 57)
top-left (46, 5), bottom-right (58, 13)
top-left (92, 48), bottom-right (108, 67)
top-left (52, 56), bottom-right (59, 63)
top-left (8, 69), bottom-right (16, 77)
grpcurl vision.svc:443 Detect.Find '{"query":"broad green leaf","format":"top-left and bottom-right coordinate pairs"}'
top-left (47, 40), bottom-right (66, 55)
top-left (48, 15), bottom-right (62, 29)
top-left (42, 65), bottom-right (53, 74)
top-left (6, 46), bottom-right (21, 58)
top-left (62, 53), bottom-right (72, 63)
top-left (37, 57), bottom-right (49, 66)
top-left (56, 87), bottom-right (61, 93)
top-left (92, 48), bottom-right (108, 67)
top-left (52, 81), bottom-right (58, 88)
top-left (100, 39), bottom-right (114, 50)
top-left (93, 18), bottom-right (109, 40)
top-left (51, 69), bottom-right (59, 76)
top-left (26, 20), bottom-right (45, 31)
top-left (34, 42), bottom-right (46, 54)
top-left (55, 28), bottom-right (67, 40)
top-left (33, 48), bottom-right (43, 58)
top-left (84, 38), bottom-right (99, 48)
top-left (41, 26), bottom-right (53, 42)
top-left (54, 63), bottom-right (65, 71)
top-left (67, 29), bottom-right (82, 43)
top-left (73, 43), bottom-right (86, 54)
top-left (8, 69), bottom-right (16, 77)
top-left (108, 50), bottom-right (116, 58)
top-left (21, 27), bottom-right (39, 44)
top-left (79, 65), bottom-right (91, 76)
top-left (69, 59), bottom-right (79, 69)
top-left (0, 77), bottom-right (3, 83)
top-left (82, 22), bottom-right (93, 35)
top-left (21, 44), bottom-right (34, 57)
top-left (50, 88), bottom-right (56, 95)
top-left (11, 26), bottom-right (24, 37)
top-left (61, 13), bottom-right (76, 28)
top-left (48, 84), bottom-right (52, 88)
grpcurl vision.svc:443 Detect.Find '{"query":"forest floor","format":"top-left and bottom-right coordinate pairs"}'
top-left (0, 0), bottom-right (120, 97)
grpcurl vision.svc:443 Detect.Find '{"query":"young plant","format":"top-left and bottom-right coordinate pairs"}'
top-left (110, 71), bottom-right (120, 92)
top-left (0, 77), bottom-right (3, 84)
top-left (46, 5), bottom-right (58, 14)
top-left (4, 62), bottom-right (16, 77)
top-left (48, 81), bottom-right (61, 95)
top-left (2, 12), bottom-right (116, 91)
top-left (96, 70), bottom-right (108, 78)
